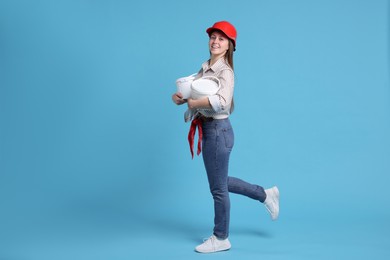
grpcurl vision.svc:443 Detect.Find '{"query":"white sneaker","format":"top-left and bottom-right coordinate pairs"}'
top-left (195, 235), bottom-right (231, 253)
top-left (264, 186), bottom-right (280, 220)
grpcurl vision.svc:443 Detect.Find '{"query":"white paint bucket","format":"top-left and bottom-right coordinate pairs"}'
top-left (176, 73), bottom-right (197, 99)
top-left (191, 76), bottom-right (220, 100)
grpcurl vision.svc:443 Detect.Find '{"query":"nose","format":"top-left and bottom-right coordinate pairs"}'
top-left (211, 38), bottom-right (219, 44)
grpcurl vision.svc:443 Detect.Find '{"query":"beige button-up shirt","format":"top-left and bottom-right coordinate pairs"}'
top-left (185, 57), bottom-right (234, 122)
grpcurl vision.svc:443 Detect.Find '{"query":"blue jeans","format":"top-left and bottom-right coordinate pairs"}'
top-left (202, 118), bottom-right (266, 239)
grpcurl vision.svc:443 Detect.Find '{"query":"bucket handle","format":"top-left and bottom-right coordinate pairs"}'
top-left (201, 76), bottom-right (221, 91)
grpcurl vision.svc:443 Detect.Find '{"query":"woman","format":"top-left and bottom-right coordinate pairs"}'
top-left (172, 21), bottom-right (280, 254)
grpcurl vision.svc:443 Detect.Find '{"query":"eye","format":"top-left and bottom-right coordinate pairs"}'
top-left (219, 37), bottom-right (225, 41)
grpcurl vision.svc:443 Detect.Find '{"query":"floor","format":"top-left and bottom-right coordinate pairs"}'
top-left (1, 195), bottom-right (388, 260)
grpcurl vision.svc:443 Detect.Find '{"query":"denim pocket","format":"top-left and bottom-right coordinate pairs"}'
top-left (222, 127), bottom-right (234, 149)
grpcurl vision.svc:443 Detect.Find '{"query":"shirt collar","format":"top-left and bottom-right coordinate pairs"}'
top-left (202, 57), bottom-right (227, 73)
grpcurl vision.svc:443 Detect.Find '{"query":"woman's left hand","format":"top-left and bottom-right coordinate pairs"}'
top-left (187, 98), bottom-right (197, 109)
top-left (187, 97), bottom-right (211, 109)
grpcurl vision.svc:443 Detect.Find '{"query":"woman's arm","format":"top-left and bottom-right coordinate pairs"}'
top-left (208, 69), bottom-right (234, 112)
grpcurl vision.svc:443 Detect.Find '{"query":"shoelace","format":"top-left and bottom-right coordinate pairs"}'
top-left (202, 236), bottom-right (216, 250)
top-left (203, 236), bottom-right (214, 243)
top-left (188, 118), bottom-right (203, 158)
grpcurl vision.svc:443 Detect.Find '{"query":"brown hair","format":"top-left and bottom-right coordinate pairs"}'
top-left (225, 40), bottom-right (235, 113)
top-left (225, 40), bottom-right (234, 70)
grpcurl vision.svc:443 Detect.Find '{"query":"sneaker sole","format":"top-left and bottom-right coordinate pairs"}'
top-left (195, 247), bottom-right (231, 254)
top-left (195, 241), bottom-right (231, 254)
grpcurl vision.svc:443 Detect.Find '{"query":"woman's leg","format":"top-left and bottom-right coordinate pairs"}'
top-left (228, 176), bottom-right (267, 203)
top-left (201, 119), bottom-right (234, 239)
top-left (228, 176), bottom-right (280, 220)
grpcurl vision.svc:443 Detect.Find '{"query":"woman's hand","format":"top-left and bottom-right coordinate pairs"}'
top-left (187, 98), bottom-right (197, 109)
top-left (172, 92), bottom-right (187, 105)
top-left (187, 97), bottom-right (211, 109)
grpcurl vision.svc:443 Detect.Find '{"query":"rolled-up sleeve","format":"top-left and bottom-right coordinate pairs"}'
top-left (208, 69), bottom-right (234, 113)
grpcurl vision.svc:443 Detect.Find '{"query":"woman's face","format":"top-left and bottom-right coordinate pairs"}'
top-left (209, 31), bottom-right (229, 57)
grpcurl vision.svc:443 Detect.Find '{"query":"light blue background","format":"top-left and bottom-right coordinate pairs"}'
top-left (1, 0), bottom-right (389, 259)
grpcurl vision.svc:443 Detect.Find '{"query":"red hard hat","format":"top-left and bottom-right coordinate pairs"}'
top-left (206, 21), bottom-right (237, 49)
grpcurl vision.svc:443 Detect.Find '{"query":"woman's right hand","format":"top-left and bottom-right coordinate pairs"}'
top-left (172, 92), bottom-right (187, 105)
